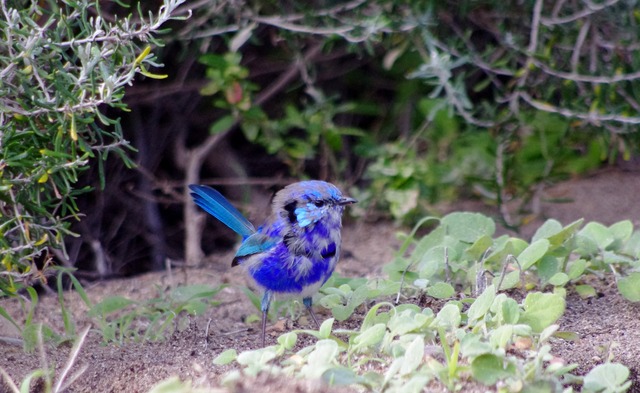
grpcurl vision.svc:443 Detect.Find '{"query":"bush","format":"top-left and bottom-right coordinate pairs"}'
top-left (0, 0), bottom-right (187, 295)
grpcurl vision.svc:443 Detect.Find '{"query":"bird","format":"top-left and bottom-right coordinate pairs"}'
top-left (189, 180), bottom-right (356, 346)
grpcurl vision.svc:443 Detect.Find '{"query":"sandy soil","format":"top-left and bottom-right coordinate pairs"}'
top-left (1, 169), bottom-right (640, 392)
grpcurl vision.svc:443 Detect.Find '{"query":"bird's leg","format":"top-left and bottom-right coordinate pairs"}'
top-left (260, 291), bottom-right (272, 347)
top-left (303, 296), bottom-right (321, 329)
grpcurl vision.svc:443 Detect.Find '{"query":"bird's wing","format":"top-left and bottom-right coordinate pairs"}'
top-left (232, 232), bottom-right (278, 266)
top-left (189, 185), bottom-right (256, 238)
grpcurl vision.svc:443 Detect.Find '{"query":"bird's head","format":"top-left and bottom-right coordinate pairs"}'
top-left (273, 180), bottom-right (357, 229)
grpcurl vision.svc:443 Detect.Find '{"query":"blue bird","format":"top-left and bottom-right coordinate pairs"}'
top-left (189, 181), bottom-right (356, 346)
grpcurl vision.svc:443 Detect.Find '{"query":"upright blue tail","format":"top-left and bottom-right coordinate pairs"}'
top-left (189, 185), bottom-right (256, 238)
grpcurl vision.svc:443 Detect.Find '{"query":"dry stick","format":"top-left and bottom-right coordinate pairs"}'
top-left (204, 318), bottom-right (212, 349)
top-left (474, 248), bottom-right (493, 297)
top-left (444, 247), bottom-right (451, 282)
top-left (495, 140), bottom-right (514, 228)
top-left (183, 43), bottom-right (323, 265)
top-left (509, 0), bottom-right (543, 115)
top-left (53, 325), bottom-right (91, 393)
top-left (540, 0), bottom-right (620, 26)
top-left (0, 367), bottom-right (20, 393)
top-left (396, 259), bottom-right (416, 304)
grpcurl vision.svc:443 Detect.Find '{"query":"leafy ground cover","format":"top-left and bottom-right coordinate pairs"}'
top-left (1, 169), bottom-right (639, 392)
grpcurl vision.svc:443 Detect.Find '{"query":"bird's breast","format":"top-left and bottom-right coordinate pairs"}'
top-left (244, 227), bottom-right (342, 295)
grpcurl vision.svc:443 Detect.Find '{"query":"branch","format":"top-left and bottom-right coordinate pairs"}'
top-left (532, 59), bottom-right (640, 83)
top-left (540, 0), bottom-right (620, 26)
top-left (182, 42), bottom-right (323, 264)
top-left (519, 92), bottom-right (640, 126)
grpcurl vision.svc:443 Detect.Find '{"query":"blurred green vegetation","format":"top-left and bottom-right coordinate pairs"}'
top-left (0, 0), bottom-right (185, 294)
top-left (194, 0), bottom-right (639, 225)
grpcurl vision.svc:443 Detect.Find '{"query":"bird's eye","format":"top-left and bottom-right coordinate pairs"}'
top-left (313, 200), bottom-right (325, 208)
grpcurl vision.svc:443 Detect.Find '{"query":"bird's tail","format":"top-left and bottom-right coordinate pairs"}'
top-left (189, 185), bottom-right (256, 238)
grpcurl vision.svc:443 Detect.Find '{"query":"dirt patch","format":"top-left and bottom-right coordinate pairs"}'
top-left (2, 170), bottom-right (640, 392)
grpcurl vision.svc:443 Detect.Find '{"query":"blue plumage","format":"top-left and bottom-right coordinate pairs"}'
top-left (189, 185), bottom-right (255, 238)
top-left (189, 181), bottom-right (356, 346)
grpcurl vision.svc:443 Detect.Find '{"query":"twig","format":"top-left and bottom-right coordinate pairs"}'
top-left (519, 92), bottom-right (640, 126)
top-left (570, 19), bottom-right (590, 72)
top-left (53, 325), bottom-right (91, 393)
top-left (540, 0), bottom-right (620, 26)
top-left (396, 260), bottom-right (416, 304)
top-left (532, 59), bottom-right (640, 84)
top-left (0, 336), bottom-right (23, 346)
top-left (0, 366), bottom-right (20, 393)
top-left (204, 318), bottom-right (212, 349)
top-left (495, 139), bottom-right (514, 227)
top-left (220, 327), bottom-right (251, 336)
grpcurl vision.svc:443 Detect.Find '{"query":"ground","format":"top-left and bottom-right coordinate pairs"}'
top-left (1, 168), bottom-right (640, 392)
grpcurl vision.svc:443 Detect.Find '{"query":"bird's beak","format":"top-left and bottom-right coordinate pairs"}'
top-left (338, 196), bottom-right (358, 205)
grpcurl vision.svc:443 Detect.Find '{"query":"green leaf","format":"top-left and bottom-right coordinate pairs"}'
top-left (383, 358), bottom-right (403, 385)
top-left (147, 377), bottom-right (192, 393)
top-left (518, 239), bottom-right (550, 270)
top-left (575, 284), bottom-right (596, 299)
top-left (554, 331), bottom-right (579, 341)
top-left (322, 367), bottom-right (362, 386)
top-left (213, 348), bottom-right (238, 365)
top-left (485, 238), bottom-right (516, 265)
top-left (431, 303), bottom-right (461, 329)
top-left (418, 246), bottom-right (447, 278)
top-left (441, 212), bottom-right (496, 243)
top-left (609, 220), bottom-right (633, 243)
top-left (302, 340), bottom-right (340, 378)
top-left (583, 363), bottom-right (631, 392)
top-left (331, 305), bottom-right (356, 321)
top-left (181, 299), bottom-right (208, 315)
top-left (209, 115), bottom-right (235, 134)
top-left (622, 231), bottom-right (640, 258)
top-left (519, 292), bottom-right (566, 333)
top-left (361, 302), bottom-right (392, 330)
top-left (489, 325), bottom-right (514, 349)
top-left (22, 323), bottom-right (61, 353)
top-left (385, 189), bottom-right (419, 219)
top-left (319, 294), bottom-right (343, 309)
top-left (531, 219), bottom-right (563, 242)
top-left (467, 285), bottom-right (496, 323)
top-left (548, 272), bottom-right (569, 287)
top-left (471, 354), bottom-right (516, 385)
top-left (567, 259), bottom-right (588, 280)
top-left (0, 306), bottom-right (21, 332)
top-left (401, 375), bottom-right (430, 393)
top-left (493, 270), bottom-right (521, 291)
top-left (460, 333), bottom-right (493, 358)
top-left (318, 318), bottom-right (334, 339)
top-left (617, 272), bottom-right (640, 302)
top-left (171, 284), bottom-right (222, 302)
top-left (19, 369), bottom-right (49, 393)
top-left (387, 309), bottom-right (430, 336)
top-left (277, 332), bottom-right (298, 349)
top-left (546, 219), bottom-right (584, 248)
top-left (88, 296), bottom-right (135, 317)
top-left (500, 297), bottom-right (520, 324)
top-left (579, 222), bottom-right (614, 249)
top-left (237, 347), bottom-right (277, 368)
top-left (426, 282), bottom-right (455, 299)
top-left (139, 68), bottom-right (168, 79)
top-left (352, 323), bottom-right (386, 351)
top-left (400, 336), bottom-right (425, 375)
top-left (575, 234), bottom-right (600, 256)
top-left (537, 255), bottom-right (560, 283)
top-left (465, 235), bottom-right (493, 260)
